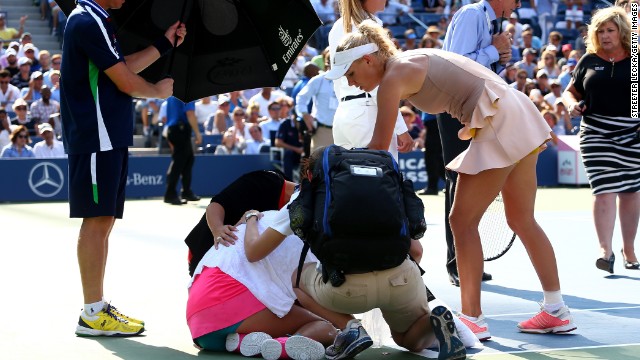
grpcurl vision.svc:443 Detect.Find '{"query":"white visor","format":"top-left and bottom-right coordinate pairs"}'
top-left (324, 43), bottom-right (379, 80)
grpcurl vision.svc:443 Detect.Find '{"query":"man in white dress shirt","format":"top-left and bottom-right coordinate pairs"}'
top-left (33, 123), bottom-right (65, 158)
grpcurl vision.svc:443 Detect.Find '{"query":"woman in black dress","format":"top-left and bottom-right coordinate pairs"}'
top-left (563, 6), bottom-right (640, 273)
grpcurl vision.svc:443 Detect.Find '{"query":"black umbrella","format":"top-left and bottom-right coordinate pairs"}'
top-left (59, 0), bottom-right (322, 103)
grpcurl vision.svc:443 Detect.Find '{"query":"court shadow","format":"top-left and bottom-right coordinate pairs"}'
top-left (93, 338), bottom-right (214, 360)
top-left (480, 318), bottom-right (600, 353)
top-left (480, 283), bottom-right (640, 320)
top-left (601, 274), bottom-right (640, 281)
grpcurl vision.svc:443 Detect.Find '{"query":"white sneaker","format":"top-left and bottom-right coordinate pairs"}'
top-left (458, 313), bottom-right (491, 342)
top-left (261, 336), bottom-right (325, 360)
top-left (225, 332), bottom-right (272, 356)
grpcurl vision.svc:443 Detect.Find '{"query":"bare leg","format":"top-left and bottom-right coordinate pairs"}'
top-left (40, 1), bottom-right (47, 19)
top-left (501, 151), bottom-right (560, 291)
top-left (619, 192), bottom-right (640, 262)
top-left (77, 216), bottom-right (115, 303)
top-left (409, 239), bottom-right (423, 264)
top-left (237, 305), bottom-right (337, 346)
top-left (390, 313), bottom-right (434, 352)
top-left (450, 167), bottom-right (511, 317)
top-left (293, 288), bottom-right (353, 329)
top-left (52, 8), bottom-right (59, 30)
top-left (141, 109), bottom-right (150, 134)
top-left (593, 193), bottom-right (617, 259)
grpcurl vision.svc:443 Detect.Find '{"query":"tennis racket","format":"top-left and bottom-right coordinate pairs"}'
top-left (479, 193), bottom-right (516, 261)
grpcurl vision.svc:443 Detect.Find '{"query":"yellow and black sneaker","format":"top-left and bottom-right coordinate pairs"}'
top-left (75, 306), bottom-right (144, 337)
top-left (105, 303), bottom-right (145, 326)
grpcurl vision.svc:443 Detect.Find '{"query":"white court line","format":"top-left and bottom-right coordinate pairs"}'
top-left (485, 305), bottom-right (640, 318)
top-left (471, 343), bottom-right (640, 356)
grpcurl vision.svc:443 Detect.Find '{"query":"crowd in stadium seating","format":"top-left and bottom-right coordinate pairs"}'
top-left (1, 0), bottom-right (608, 160)
top-left (0, 0), bottom-right (64, 157)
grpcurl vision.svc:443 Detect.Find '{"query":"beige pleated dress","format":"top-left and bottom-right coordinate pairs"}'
top-left (390, 49), bottom-right (551, 175)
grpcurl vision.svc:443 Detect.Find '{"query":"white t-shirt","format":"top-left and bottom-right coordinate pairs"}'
top-left (195, 100), bottom-right (218, 125)
top-left (249, 89), bottom-right (286, 118)
top-left (33, 139), bottom-right (66, 158)
top-left (0, 84), bottom-right (21, 108)
top-left (0, 129), bottom-right (10, 149)
top-left (259, 118), bottom-right (282, 140)
top-left (244, 139), bottom-right (270, 154)
top-left (269, 191), bottom-right (299, 236)
top-left (328, 17), bottom-right (408, 160)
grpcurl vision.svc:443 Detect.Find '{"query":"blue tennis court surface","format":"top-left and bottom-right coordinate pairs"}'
top-left (0, 187), bottom-right (638, 359)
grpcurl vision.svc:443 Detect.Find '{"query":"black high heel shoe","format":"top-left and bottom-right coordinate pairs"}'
top-left (621, 249), bottom-right (640, 270)
top-left (596, 253), bottom-right (615, 274)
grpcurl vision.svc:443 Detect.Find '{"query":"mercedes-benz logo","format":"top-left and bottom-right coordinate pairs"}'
top-left (29, 162), bottom-right (65, 198)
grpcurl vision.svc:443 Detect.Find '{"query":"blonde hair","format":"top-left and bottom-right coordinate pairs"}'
top-left (537, 49), bottom-right (557, 69)
top-left (585, 6), bottom-right (631, 55)
top-left (339, 0), bottom-right (376, 33)
top-left (246, 102), bottom-right (260, 117)
top-left (336, 20), bottom-right (399, 62)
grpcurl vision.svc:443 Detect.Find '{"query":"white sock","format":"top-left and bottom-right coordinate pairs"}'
top-left (84, 300), bottom-right (105, 316)
top-left (543, 290), bottom-right (564, 312)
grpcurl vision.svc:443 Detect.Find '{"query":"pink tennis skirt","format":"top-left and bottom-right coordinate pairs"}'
top-left (187, 266), bottom-right (266, 339)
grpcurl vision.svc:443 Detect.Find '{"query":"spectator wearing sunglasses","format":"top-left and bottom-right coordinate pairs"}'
top-left (10, 98), bottom-right (37, 136)
top-left (1, 124), bottom-right (34, 158)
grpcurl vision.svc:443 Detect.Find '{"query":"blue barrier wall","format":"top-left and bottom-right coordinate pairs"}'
top-left (0, 149), bottom-right (557, 203)
top-left (0, 155), bottom-right (273, 203)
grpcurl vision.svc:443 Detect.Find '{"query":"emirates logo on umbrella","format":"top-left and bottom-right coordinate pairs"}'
top-left (278, 26), bottom-right (293, 47)
top-left (58, 0), bottom-right (323, 102)
top-left (281, 28), bottom-right (304, 65)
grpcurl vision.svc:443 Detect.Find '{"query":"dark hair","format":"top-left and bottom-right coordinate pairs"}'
top-left (300, 146), bottom-right (326, 180)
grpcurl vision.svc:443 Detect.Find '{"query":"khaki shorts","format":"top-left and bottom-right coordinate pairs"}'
top-left (298, 258), bottom-right (429, 333)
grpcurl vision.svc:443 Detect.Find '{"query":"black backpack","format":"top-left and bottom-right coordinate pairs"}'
top-left (290, 145), bottom-right (426, 287)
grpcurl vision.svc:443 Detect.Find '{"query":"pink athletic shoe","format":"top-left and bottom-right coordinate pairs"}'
top-left (517, 306), bottom-right (577, 334)
top-left (457, 314), bottom-right (491, 341)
